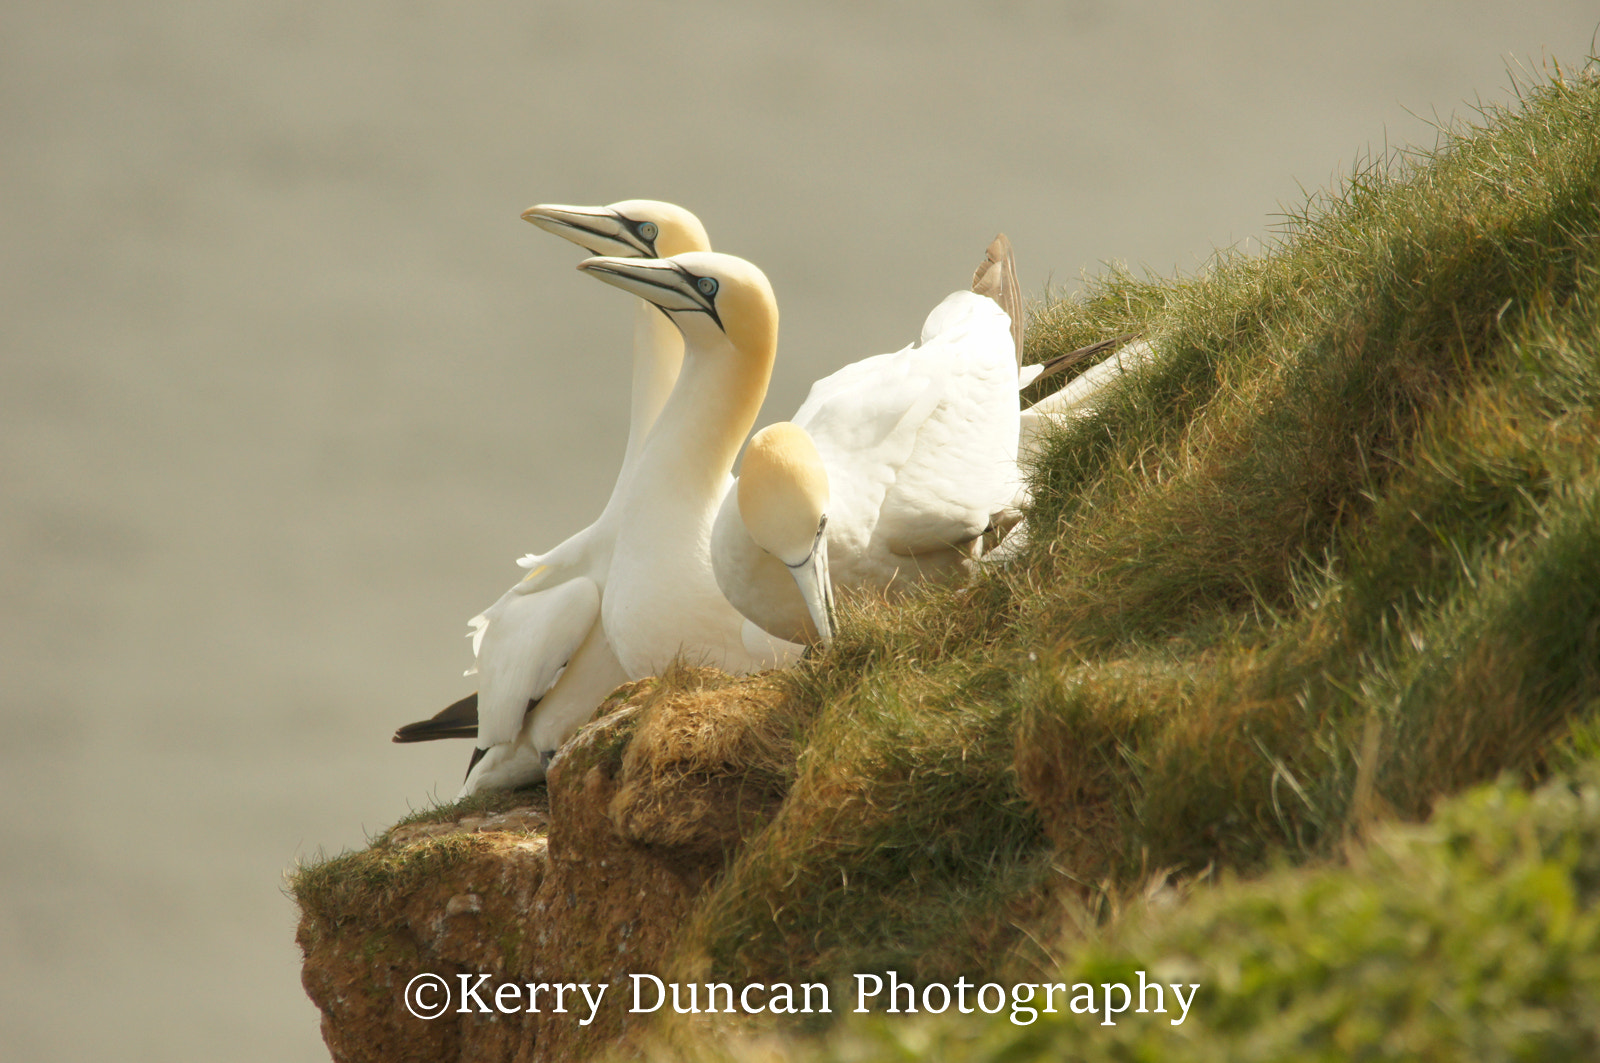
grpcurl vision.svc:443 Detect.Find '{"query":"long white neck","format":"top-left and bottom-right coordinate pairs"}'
top-left (633, 325), bottom-right (770, 504)
top-left (621, 299), bottom-right (685, 472)
top-left (603, 320), bottom-right (775, 678)
top-left (580, 300), bottom-right (688, 553)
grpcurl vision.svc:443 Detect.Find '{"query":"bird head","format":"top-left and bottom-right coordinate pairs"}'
top-left (521, 199), bottom-right (710, 258)
top-left (738, 422), bottom-right (836, 646)
top-left (576, 250), bottom-right (777, 367)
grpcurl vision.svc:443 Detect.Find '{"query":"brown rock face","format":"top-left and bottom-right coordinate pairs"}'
top-left (294, 670), bottom-right (797, 1062)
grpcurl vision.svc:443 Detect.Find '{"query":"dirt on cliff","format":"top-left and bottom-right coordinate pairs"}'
top-left (293, 668), bottom-right (805, 1063)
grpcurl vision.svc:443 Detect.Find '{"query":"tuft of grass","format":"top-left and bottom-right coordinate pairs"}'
top-left (290, 833), bottom-right (498, 943)
top-left (651, 64), bottom-right (1600, 1027)
top-left (605, 666), bottom-right (810, 858)
top-left (758, 763), bottom-right (1600, 1063)
top-left (675, 648), bottom-right (1050, 994)
top-left (385, 785), bottom-right (546, 833)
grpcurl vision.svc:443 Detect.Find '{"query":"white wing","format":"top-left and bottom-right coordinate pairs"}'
top-left (789, 290), bottom-right (1020, 580)
top-left (472, 577), bottom-right (600, 749)
top-left (1021, 338), bottom-right (1157, 444)
top-left (877, 291), bottom-right (1021, 554)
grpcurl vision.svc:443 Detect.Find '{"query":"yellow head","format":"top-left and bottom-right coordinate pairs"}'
top-left (521, 199), bottom-right (710, 258)
top-left (577, 250), bottom-right (778, 371)
top-left (738, 423), bottom-right (829, 566)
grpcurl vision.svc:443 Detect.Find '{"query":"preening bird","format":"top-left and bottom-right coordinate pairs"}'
top-left (393, 200), bottom-right (717, 797)
top-left (702, 234), bottom-right (1153, 646)
top-left (709, 284), bottom-right (1023, 646)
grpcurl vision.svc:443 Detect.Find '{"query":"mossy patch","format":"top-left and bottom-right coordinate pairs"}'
top-left (774, 765), bottom-right (1600, 1062)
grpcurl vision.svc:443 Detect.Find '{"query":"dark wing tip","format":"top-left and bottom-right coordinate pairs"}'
top-left (1026, 332), bottom-right (1144, 404)
top-left (465, 744), bottom-right (489, 782)
top-left (391, 692), bottom-right (480, 743)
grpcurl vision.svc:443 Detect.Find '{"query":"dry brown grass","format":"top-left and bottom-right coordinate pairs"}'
top-left (609, 667), bottom-right (809, 857)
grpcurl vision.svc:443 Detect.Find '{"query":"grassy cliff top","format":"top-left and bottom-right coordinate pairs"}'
top-left (661, 61), bottom-right (1600, 998)
top-left (295, 62), bottom-right (1600, 1061)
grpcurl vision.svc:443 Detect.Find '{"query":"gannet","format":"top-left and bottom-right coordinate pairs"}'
top-left (578, 251), bottom-right (806, 678)
top-left (709, 286), bottom-right (1023, 646)
top-left (393, 201), bottom-right (715, 796)
top-left (700, 235), bottom-right (1151, 646)
top-left (516, 201), bottom-right (708, 499)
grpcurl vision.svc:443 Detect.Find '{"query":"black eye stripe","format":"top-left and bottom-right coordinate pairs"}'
top-left (671, 264), bottom-right (724, 331)
top-left (629, 219), bottom-right (660, 253)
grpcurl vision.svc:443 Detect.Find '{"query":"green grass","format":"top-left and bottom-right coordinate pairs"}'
top-left (383, 784), bottom-right (546, 833)
top-left (295, 63), bottom-right (1600, 1059)
top-left (674, 647), bottom-right (1052, 992)
top-left (774, 764), bottom-right (1600, 1062)
top-left (291, 832), bottom-right (497, 944)
top-left (653, 62), bottom-right (1600, 1034)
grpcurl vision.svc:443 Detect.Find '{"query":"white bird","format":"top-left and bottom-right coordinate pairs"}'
top-left (709, 286), bottom-right (1024, 646)
top-left (578, 251), bottom-right (807, 678)
top-left (700, 234), bottom-right (1153, 646)
top-left (393, 200), bottom-right (716, 796)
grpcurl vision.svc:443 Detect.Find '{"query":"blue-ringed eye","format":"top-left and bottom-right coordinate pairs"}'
top-left (637, 221), bottom-right (659, 243)
top-left (696, 276), bottom-right (719, 297)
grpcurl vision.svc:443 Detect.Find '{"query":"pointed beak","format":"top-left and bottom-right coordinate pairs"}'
top-left (786, 517), bottom-right (837, 648)
top-left (523, 204), bottom-right (652, 257)
top-left (578, 255), bottom-right (717, 319)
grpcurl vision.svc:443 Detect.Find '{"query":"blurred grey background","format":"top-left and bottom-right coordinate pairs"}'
top-left (2, 3), bottom-right (1595, 1059)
